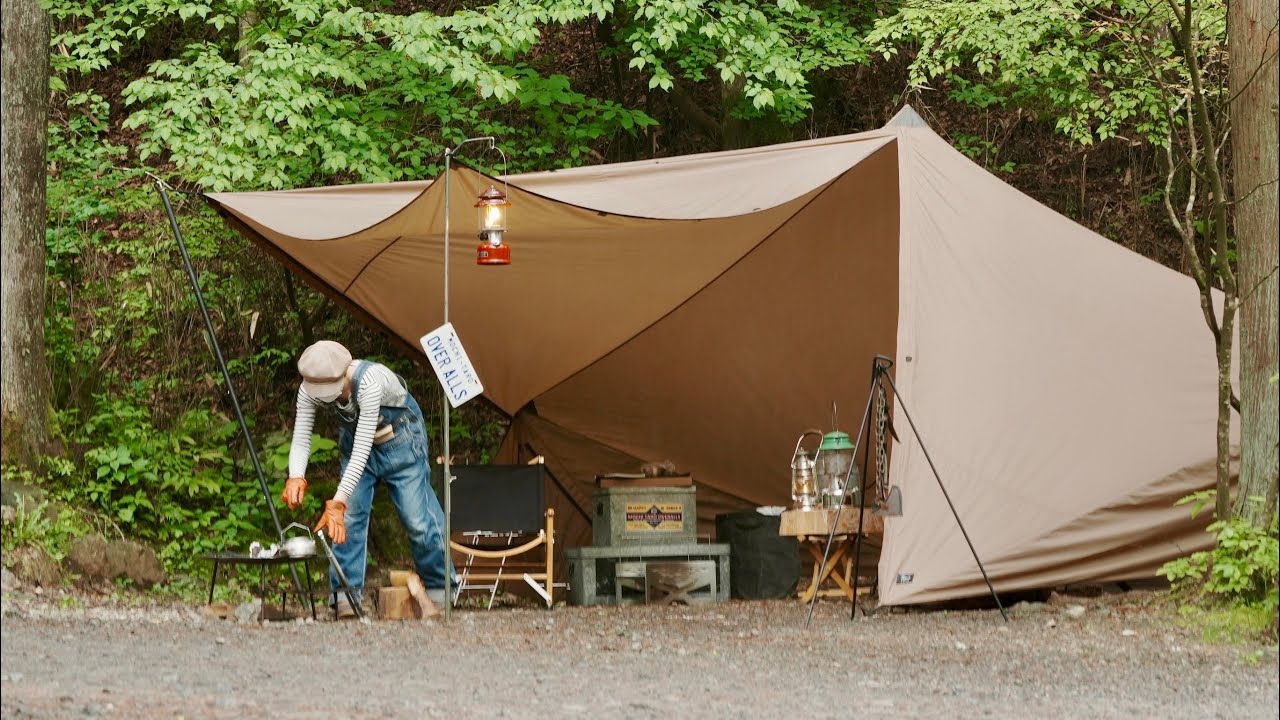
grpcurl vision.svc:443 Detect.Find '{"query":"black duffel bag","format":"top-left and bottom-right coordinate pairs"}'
top-left (715, 510), bottom-right (799, 600)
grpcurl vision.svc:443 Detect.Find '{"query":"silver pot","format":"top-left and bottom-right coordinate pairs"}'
top-left (281, 523), bottom-right (316, 558)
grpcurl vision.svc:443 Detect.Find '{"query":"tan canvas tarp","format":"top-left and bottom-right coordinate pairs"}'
top-left (879, 126), bottom-right (1230, 603)
top-left (206, 108), bottom-right (1227, 606)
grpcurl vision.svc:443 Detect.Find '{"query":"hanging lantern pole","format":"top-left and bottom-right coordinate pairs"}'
top-left (439, 136), bottom-right (509, 620)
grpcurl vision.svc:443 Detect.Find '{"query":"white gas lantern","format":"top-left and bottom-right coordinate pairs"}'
top-left (790, 431), bottom-right (821, 511)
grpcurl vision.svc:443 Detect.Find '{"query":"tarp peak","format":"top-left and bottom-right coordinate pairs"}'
top-left (885, 104), bottom-right (930, 128)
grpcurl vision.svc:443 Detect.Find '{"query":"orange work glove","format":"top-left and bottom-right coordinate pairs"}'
top-left (281, 477), bottom-right (308, 509)
top-left (315, 499), bottom-right (348, 545)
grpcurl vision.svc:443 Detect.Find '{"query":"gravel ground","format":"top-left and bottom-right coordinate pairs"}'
top-left (2, 580), bottom-right (1277, 720)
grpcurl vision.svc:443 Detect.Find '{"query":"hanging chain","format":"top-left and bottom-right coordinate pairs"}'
top-left (874, 379), bottom-right (891, 503)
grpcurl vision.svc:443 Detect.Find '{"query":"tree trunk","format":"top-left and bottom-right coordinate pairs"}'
top-left (1230, 0), bottom-right (1280, 525)
top-left (238, 11), bottom-right (259, 66)
top-left (1, 0), bottom-right (53, 466)
top-left (1176, 3), bottom-right (1241, 520)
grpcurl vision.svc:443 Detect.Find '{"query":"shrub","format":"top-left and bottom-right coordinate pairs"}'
top-left (1160, 491), bottom-right (1279, 641)
top-left (0, 465), bottom-right (91, 564)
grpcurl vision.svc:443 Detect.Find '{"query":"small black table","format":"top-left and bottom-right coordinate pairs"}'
top-left (205, 553), bottom-right (317, 621)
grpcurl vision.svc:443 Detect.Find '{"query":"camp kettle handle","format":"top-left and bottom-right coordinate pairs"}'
top-left (283, 522), bottom-right (312, 540)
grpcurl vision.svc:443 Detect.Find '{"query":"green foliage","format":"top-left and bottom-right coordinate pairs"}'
top-left (0, 468), bottom-right (90, 564)
top-left (1176, 603), bottom-right (1280, 647)
top-left (445, 406), bottom-right (507, 464)
top-left (61, 398), bottom-right (278, 573)
top-left (868, 0), bottom-right (1227, 146)
top-left (44, 89), bottom-right (183, 408)
top-left (91, 0), bottom-right (655, 188)
top-left (951, 131), bottom-right (1015, 174)
top-left (622, 0), bottom-right (870, 122)
top-left (43, 81), bottom-right (309, 405)
top-left (1160, 494), bottom-right (1279, 637)
top-left (2, 499), bottom-right (56, 560)
top-left (45, 91), bottom-right (134, 280)
top-left (44, 0), bottom-right (875, 189)
top-left (46, 0), bottom-right (189, 80)
top-left (262, 430), bottom-right (338, 476)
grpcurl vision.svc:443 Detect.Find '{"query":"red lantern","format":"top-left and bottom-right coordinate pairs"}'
top-left (475, 185), bottom-right (511, 265)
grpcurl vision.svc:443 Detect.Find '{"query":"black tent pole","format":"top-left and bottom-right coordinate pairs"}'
top-left (878, 367), bottom-right (1008, 622)
top-left (154, 179), bottom-right (320, 622)
top-left (156, 180), bottom-right (286, 541)
top-left (156, 180), bottom-right (310, 610)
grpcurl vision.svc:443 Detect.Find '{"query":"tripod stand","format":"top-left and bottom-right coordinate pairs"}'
top-left (804, 355), bottom-right (1007, 626)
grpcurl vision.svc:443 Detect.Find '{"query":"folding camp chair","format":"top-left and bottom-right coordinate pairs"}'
top-left (449, 462), bottom-right (557, 609)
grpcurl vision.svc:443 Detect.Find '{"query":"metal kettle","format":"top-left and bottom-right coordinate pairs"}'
top-left (281, 522), bottom-right (317, 558)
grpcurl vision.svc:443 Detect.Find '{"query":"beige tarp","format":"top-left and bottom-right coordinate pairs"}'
top-left (206, 107), bottom-right (1228, 606)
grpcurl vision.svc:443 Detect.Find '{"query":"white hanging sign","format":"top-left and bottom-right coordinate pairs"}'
top-left (420, 322), bottom-right (484, 408)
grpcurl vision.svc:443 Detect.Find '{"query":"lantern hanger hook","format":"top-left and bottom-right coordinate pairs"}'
top-left (445, 136), bottom-right (509, 198)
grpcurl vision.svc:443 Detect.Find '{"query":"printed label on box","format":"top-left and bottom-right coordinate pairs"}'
top-left (625, 503), bottom-right (684, 532)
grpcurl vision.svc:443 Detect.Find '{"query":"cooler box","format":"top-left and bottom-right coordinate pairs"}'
top-left (593, 486), bottom-right (697, 546)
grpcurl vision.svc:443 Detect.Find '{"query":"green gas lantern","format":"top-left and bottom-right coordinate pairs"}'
top-left (816, 431), bottom-right (857, 509)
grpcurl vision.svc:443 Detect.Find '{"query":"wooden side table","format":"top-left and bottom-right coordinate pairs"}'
top-left (778, 508), bottom-right (882, 603)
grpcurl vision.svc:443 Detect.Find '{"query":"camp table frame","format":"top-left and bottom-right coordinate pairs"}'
top-left (205, 553), bottom-right (317, 621)
top-left (778, 509), bottom-right (881, 604)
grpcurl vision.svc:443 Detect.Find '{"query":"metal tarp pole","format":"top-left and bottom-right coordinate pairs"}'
top-left (442, 148), bottom-right (453, 621)
top-left (439, 135), bottom-right (498, 621)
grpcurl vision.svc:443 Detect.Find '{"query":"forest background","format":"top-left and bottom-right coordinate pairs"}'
top-left (0, 0), bottom-right (1275, 631)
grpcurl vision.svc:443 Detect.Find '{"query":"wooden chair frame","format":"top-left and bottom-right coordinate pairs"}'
top-left (447, 462), bottom-right (556, 609)
top-left (450, 508), bottom-right (555, 608)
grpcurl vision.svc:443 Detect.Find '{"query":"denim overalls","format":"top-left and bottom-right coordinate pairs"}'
top-left (329, 361), bottom-right (452, 604)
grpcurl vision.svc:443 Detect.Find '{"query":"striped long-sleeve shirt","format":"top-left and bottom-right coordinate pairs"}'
top-left (287, 362), bottom-right (408, 503)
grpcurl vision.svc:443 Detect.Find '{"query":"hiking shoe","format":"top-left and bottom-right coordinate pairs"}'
top-left (426, 588), bottom-right (448, 608)
top-left (334, 595), bottom-right (359, 620)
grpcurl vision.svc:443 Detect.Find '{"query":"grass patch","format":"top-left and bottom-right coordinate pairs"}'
top-left (1177, 602), bottom-right (1279, 646)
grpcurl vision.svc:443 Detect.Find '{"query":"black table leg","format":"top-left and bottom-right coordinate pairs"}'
top-left (304, 560), bottom-right (316, 620)
top-left (208, 561), bottom-right (220, 605)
